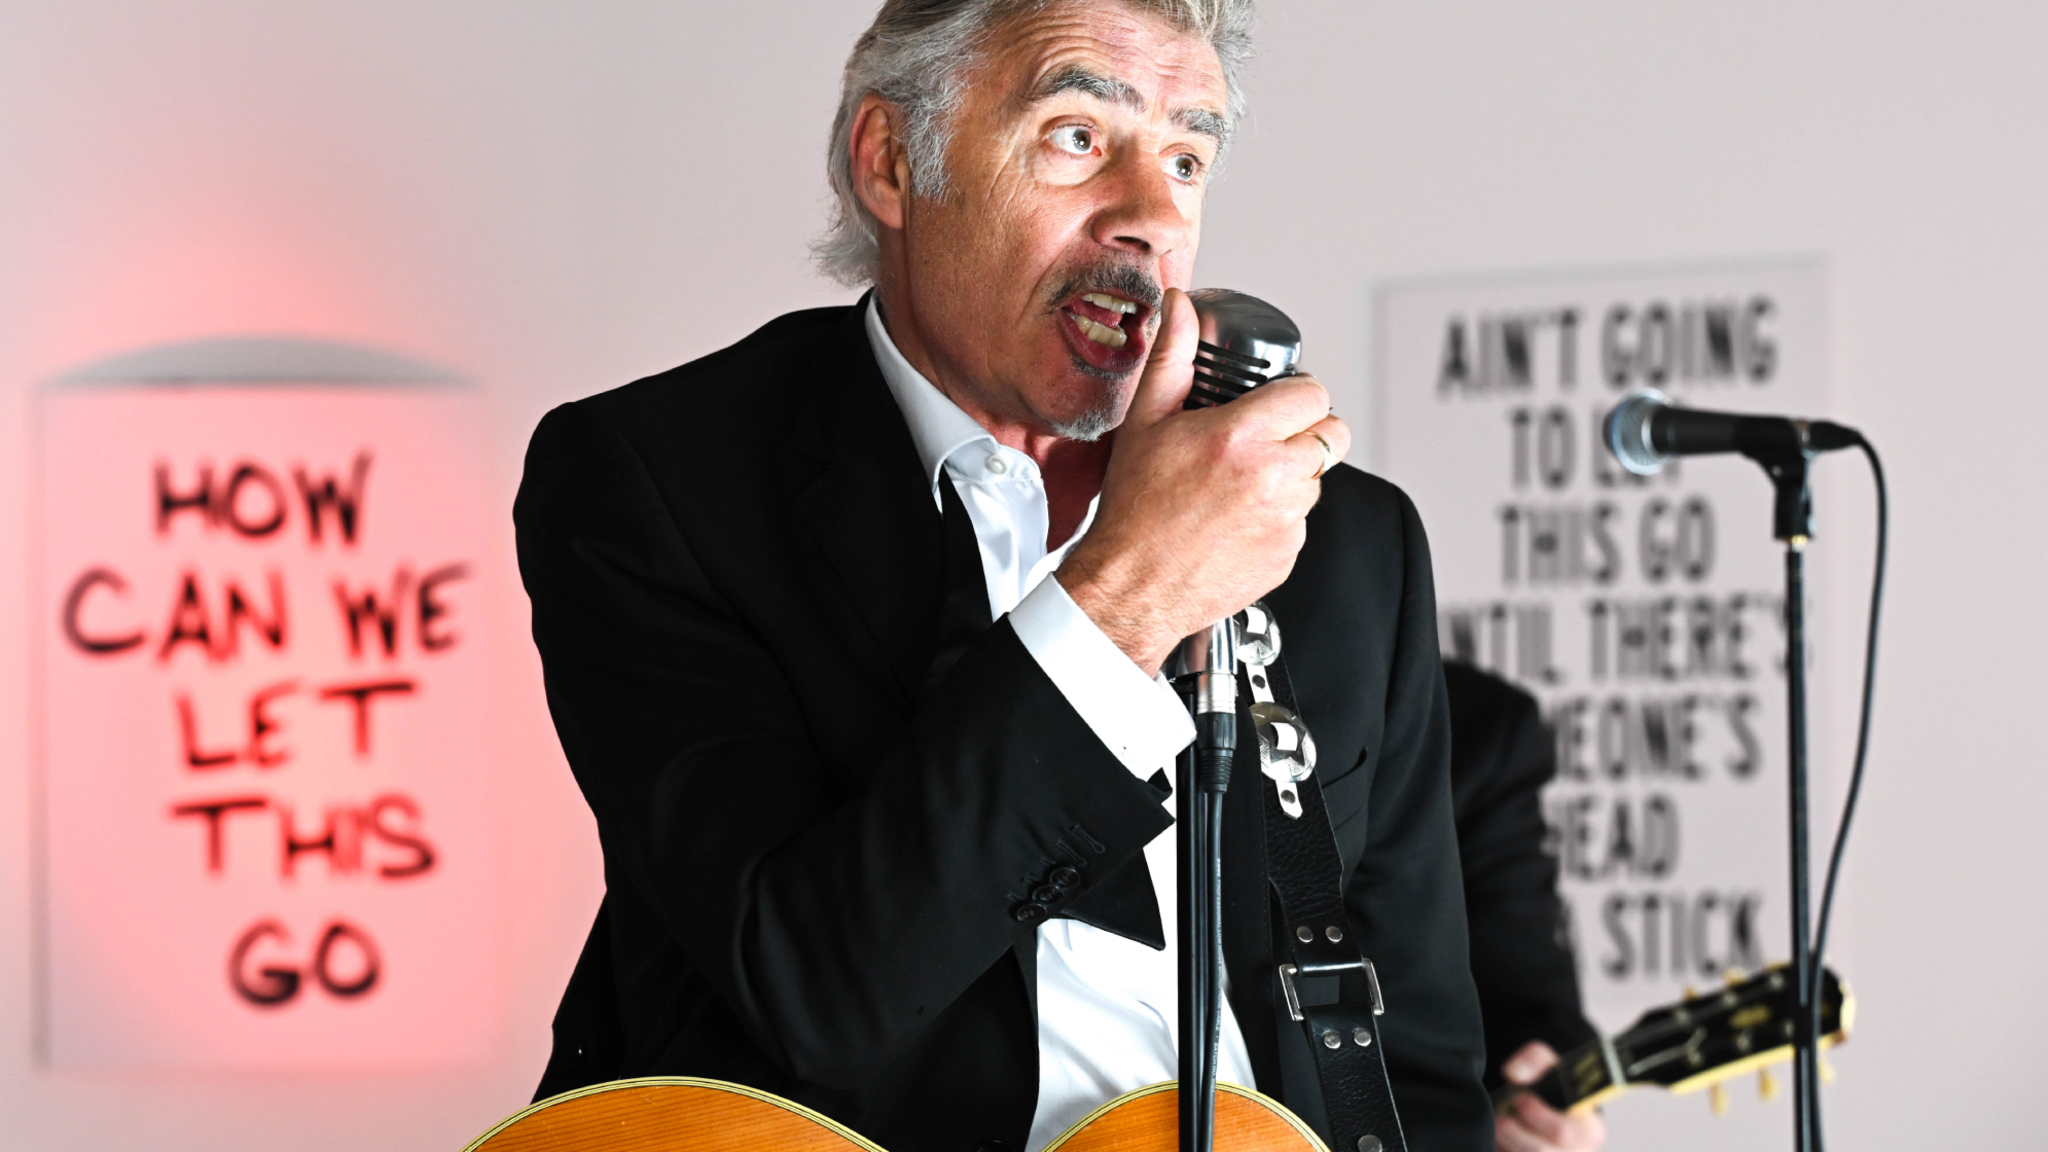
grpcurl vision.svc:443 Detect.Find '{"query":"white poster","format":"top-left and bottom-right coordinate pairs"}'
top-left (1375, 261), bottom-right (1827, 1032)
top-left (37, 383), bottom-right (496, 1068)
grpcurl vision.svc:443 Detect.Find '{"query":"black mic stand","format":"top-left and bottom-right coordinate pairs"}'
top-left (1172, 620), bottom-right (1238, 1152)
top-left (1753, 444), bottom-right (1822, 1152)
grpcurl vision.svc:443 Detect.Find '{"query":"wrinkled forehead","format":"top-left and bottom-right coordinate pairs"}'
top-left (978, 2), bottom-right (1231, 135)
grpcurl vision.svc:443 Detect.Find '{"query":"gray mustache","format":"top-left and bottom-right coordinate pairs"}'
top-left (1053, 263), bottom-right (1164, 313)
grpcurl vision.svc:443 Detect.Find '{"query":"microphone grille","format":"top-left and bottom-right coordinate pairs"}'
top-left (1184, 288), bottom-right (1302, 410)
top-left (1189, 341), bottom-right (1271, 408)
top-left (1605, 389), bottom-right (1673, 476)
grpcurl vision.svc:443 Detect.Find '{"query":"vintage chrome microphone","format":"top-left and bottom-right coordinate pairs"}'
top-left (1169, 289), bottom-right (1302, 1152)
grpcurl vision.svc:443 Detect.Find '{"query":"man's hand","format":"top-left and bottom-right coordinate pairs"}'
top-left (1058, 288), bottom-right (1350, 675)
top-left (1496, 1042), bottom-right (1608, 1152)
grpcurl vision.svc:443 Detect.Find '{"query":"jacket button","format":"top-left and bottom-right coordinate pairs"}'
top-left (1013, 903), bottom-right (1047, 924)
top-left (1031, 884), bottom-right (1061, 904)
top-left (1048, 866), bottom-right (1080, 890)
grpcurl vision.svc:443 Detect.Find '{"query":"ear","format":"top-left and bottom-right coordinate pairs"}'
top-left (850, 93), bottom-right (913, 233)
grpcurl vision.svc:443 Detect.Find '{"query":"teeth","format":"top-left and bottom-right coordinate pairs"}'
top-left (1082, 292), bottom-right (1139, 314)
top-left (1069, 311), bottom-right (1129, 348)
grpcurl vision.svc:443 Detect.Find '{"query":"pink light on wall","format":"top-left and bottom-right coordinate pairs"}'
top-left (36, 339), bottom-right (498, 1069)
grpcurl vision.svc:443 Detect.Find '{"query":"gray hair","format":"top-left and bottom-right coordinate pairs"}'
top-left (813, 0), bottom-right (1255, 287)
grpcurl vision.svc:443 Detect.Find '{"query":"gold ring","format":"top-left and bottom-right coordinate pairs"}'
top-left (1310, 432), bottom-right (1335, 479)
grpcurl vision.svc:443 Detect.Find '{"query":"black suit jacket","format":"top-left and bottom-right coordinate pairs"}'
top-left (1443, 662), bottom-right (1598, 1088)
top-left (514, 301), bottom-right (1491, 1151)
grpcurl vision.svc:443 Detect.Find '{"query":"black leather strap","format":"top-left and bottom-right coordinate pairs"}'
top-left (1253, 625), bottom-right (1408, 1152)
top-left (1301, 1002), bottom-right (1402, 1152)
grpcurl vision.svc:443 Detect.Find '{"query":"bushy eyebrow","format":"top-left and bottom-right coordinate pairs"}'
top-left (1029, 62), bottom-right (1143, 110)
top-left (1176, 107), bottom-right (1229, 144)
top-left (1026, 62), bottom-right (1228, 144)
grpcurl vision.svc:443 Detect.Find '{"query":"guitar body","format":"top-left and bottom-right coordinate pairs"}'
top-left (465, 1078), bottom-right (1329, 1152)
top-left (463, 1078), bottom-right (877, 1152)
top-left (1046, 1082), bottom-right (1326, 1152)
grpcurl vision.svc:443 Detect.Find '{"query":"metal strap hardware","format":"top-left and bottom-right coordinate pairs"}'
top-left (1278, 956), bottom-right (1385, 1023)
top-left (1235, 601), bottom-right (1409, 1152)
top-left (1239, 606), bottom-right (1315, 819)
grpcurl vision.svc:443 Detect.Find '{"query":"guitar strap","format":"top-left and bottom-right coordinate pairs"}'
top-left (1238, 603), bottom-right (1408, 1152)
top-left (938, 478), bottom-right (1408, 1148)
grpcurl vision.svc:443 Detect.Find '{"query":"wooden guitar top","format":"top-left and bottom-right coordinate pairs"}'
top-left (466, 1078), bottom-right (1328, 1152)
top-left (1046, 1082), bottom-right (1327, 1152)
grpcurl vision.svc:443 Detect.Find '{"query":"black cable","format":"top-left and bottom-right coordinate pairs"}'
top-left (1176, 742), bottom-right (1208, 1152)
top-left (1803, 436), bottom-right (1885, 1143)
top-left (1193, 794), bottom-right (1213, 1151)
top-left (1197, 791), bottom-right (1227, 1152)
top-left (1814, 437), bottom-right (1885, 967)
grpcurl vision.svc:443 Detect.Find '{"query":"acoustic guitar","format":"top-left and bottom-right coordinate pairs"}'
top-left (463, 1078), bottom-right (1327, 1152)
top-left (1497, 964), bottom-right (1853, 1117)
top-left (465, 964), bottom-right (1853, 1151)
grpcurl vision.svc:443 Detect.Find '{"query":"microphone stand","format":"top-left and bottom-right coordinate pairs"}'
top-left (1608, 389), bottom-right (1869, 1152)
top-left (1171, 619), bottom-right (1238, 1152)
top-left (1755, 444), bottom-right (1821, 1152)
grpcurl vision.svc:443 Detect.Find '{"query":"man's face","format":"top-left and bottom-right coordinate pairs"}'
top-left (895, 1), bottom-right (1228, 438)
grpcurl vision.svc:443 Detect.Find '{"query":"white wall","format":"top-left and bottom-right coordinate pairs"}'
top-left (1, 2), bottom-right (2039, 1148)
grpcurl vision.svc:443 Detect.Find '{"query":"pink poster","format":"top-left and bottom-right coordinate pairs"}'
top-left (37, 383), bottom-right (496, 1068)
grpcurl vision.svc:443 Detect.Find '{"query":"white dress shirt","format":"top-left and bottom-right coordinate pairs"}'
top-left (864, 300), bottom-right (1256, 1151)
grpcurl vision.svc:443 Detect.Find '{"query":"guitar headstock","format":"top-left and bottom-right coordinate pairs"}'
top-left (1501, 965), bottom-right (1854, 1116)
top-left (1611, 966), bottom-right (1852, 1096)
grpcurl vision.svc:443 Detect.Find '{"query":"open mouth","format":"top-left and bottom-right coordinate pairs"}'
top-left (1058, 290), bottom-right (1152, 371)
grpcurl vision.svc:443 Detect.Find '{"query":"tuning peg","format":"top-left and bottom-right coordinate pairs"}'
top-left (1709, 1083), bottom-right (1730, 1115)
top-left (1682, 986), bottom-right (1698, 1002)
top-left (1819, 1055), bottom-right (1836, 1085)
top-left (1724, 968), bottom-right (1746, 987)
top-left (1758, 1069), bottom-right (1780, 1101)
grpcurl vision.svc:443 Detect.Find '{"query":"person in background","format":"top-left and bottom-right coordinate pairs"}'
top-left (1444, 661), bottom-right (1609, 1152)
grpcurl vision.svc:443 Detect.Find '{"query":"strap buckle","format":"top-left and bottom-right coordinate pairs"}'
top-left (1278, 955), bottom-right (1385, 1022)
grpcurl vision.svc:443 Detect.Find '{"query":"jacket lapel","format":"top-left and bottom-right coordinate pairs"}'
top-left (789, 299), bottom-right (1179, 956)
top-left (795, 300), bottom-right (1176, 951)
top-left (926, 474), bottom-right (994, 691)
top-left (790, 298), bottom-right (946, 709)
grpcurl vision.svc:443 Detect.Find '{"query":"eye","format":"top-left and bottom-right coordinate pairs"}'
top-left (1050, 125), bottom-right (1096, 155)
top-left (1166, 153), bottom-right (1202, 182)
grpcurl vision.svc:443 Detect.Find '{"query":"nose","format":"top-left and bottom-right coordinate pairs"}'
top-left (1089, 145), bottom-right (1195, 261)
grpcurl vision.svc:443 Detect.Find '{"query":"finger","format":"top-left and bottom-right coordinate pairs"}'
top-left (1511, 1093), bottom-right (1573, 1144)
top-left (1121, 287), bottom-right (1198, 430)
top-left (1307, 413), bottom-right (1352, 464)
top-left (1283, 429), bottom-right (1338, 484)
top-left (1503, 1041), bottom-right (1560, 1085)
top-left (1493, 1113), bottom-right (1549, 1152)
top-left (1228, 374), bottom-right (1333, 439)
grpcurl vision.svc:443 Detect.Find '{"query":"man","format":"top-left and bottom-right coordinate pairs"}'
top-left (515, 2), bottom-right (1490, 1149)
top-left (1443, 662), bottom-right (1607, 1152)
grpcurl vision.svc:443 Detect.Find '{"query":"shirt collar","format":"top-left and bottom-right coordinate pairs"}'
top-left (865, 296), bottom-right (1005, 495)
